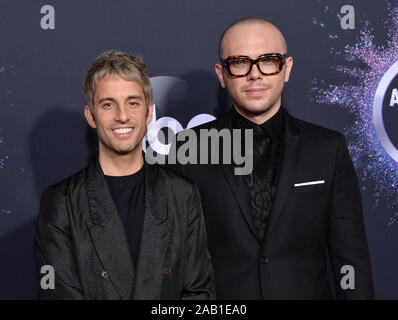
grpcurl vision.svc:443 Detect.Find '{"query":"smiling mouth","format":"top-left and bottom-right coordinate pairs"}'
top-left (112, 127), bottom-right (134, 138)
top-left (113, 127), bottom-right (133, 134)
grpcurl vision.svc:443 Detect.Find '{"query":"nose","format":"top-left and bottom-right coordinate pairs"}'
top-left (116, 105), bottom-right (129, 123)
top-left (247, 63), bottom-right (263, 80)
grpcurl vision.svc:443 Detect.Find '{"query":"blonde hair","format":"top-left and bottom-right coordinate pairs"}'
top-left (83, 50), bottom-right (153, 113)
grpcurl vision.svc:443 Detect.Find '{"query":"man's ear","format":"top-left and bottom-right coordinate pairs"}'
top-left (284, 56), bottom-right (294, 83)
top-left (215, 63), bottom-right (226, 88)
top-left (84, 106), bottom-right (96, 128)
top-left (146, 103), bottom-right (154, 126)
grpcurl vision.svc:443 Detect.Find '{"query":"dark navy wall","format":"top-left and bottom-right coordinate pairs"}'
top-left (0, 0), bottom-right (397, 299)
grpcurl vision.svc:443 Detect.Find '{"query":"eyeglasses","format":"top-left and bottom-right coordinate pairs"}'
top-left (221, 53), bottom-right (287, 77)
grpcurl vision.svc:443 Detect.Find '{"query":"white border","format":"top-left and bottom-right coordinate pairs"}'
top-left (373, 61), bottom-right (398, 163)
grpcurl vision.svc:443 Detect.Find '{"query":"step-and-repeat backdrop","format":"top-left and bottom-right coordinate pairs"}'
top-left (0, 0), bottom-right (397, 299)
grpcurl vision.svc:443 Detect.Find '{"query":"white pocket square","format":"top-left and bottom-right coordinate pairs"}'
top-left (294, 180), bottom-right (325, 187)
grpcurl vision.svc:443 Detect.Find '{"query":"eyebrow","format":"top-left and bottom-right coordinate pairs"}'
top-left (98, 95), bottom-right (143, 104)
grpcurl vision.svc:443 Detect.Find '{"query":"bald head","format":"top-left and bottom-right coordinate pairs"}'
top-left (218, 18), bottom-right (288, 59)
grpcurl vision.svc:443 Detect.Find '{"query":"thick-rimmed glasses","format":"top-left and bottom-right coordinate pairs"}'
top-left (221, 53), bottom-right (287, 77)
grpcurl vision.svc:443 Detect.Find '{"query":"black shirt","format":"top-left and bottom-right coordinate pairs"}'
top-left (104, 166), bottom-right (145, 266)
top-left (231, 107), bottom-right (285, 241)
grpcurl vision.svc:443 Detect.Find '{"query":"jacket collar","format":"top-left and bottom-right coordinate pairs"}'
top-left (221, 106), bottom-right (300, 137)
top-left (218, 107), bottom-right (302, 245)
top-left (86, 157), bottom-right (168, 227)
top-left (230, 106), bottom-right (285, 144)
top-left (264, 108), bottom-right (302, 244)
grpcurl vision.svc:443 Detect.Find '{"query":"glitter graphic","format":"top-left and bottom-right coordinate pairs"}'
top-left (0, 69), bottom-right (7, 170)
top-left (310, 2), bottom-right (398, 219)
top-left (1, 64), bottom-right (14, 217)
top-left (0, 209), bottom-right (12, 215)
top-left (0, 157), bottom-right (7, 169)
top-left (311, 3), bottom-right (341, 41)
top-left (0, 63), bottom-right (15, 170)
top-left (389, 212), bottom-right (398, 226)
top-left (0, 133), bottom-right (6, 171)
top-left (0, 128), bottom-right (7, 169)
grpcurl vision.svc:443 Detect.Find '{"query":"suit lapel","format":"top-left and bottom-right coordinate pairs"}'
top-left (218, 114), bottom-right (261, 243)
top-left (264, 111), bottom-right (302, 243)
top-left (132, 163), bottom-right (171, 299)
top-left (218, 109), bottom-right (303, 244)
top-left (86, 158), bottom-right (135, 300)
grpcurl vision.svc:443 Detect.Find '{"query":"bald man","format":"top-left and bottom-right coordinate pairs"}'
top-left (169, 18), bottom-right (374, 299)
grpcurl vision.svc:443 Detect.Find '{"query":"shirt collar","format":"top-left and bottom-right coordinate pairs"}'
top-left (230, 106), bottom-right (284, 143)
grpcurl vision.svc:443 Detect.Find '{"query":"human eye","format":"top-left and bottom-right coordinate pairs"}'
top-left (231, 58), bottom-right (247, 66)
top-left (128, 101), bottom-right (140, 107)
top-left (260, 55), bottom-right (279, 63)
top-left (259, 56), bottom-right (272, 63)
top-left (102, 102), bottom-right (114, 109)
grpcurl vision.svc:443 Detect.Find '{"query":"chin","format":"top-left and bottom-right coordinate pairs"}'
top-left (108, 142), bottom-right (135, 155)
top-left (239, 103), bottom-right (274, 116)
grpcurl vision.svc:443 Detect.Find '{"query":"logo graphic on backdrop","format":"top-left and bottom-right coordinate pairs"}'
top-left (373, 61), bottom-right (398, 163)
top-left (310, 1), bottom-right (398, 222)
top-left (143, 76), bottom-right (216, 155)
top-left (143, 76), bottom-right (254, 175)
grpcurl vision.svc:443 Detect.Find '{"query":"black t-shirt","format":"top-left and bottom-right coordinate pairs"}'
top-left (104, 166), bottom-right (145, 266)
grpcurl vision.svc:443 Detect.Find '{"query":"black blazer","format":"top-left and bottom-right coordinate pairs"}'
top-left (167, 107), bottom-right (374, 299)
top-left (34, 158), bottom-right (215, 299)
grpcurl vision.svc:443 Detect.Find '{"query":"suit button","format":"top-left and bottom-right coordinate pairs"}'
top-left (101, 271), bottom-right (108, 279)
top-left (259, 256), bottom-right (269, 264)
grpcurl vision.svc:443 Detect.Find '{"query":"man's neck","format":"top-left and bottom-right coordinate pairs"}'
top-left (234, 102), bottom-right (281, 125)
top-left (98, 146), bottom-right (144, 176)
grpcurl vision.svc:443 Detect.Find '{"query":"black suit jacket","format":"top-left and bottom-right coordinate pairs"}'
top-left (167, 107), bottom-right (374, 299)
top-left (34, 158), bottom-right (215, 299)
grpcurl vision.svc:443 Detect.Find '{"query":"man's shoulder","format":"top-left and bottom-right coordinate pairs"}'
top-left (191, 118), bottom-right (223, 131)
top-left (42, 165), bottom-right (89, 199)
top-left (289, 114), bottom-right (345, 143)
top-left (153, 164), bottom-right (197, 192)
top-left (37, 165), bottom-right (91, 228)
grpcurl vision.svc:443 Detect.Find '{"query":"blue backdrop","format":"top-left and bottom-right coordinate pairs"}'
top-left (0, 0), bottom-right (397, 299)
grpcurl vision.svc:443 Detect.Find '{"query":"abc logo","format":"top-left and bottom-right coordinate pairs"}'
top-left (373, 61), bottom-right (398, 162)
top-left (143, 76), bottom-right (216, 155)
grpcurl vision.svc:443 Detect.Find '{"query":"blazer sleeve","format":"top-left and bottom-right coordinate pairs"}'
top-left (34, 187), bottom-right (85, 299)
top-left (181, 183), bottom-right (216, 300)
top-left (328, 134), bottom-right (375, 299)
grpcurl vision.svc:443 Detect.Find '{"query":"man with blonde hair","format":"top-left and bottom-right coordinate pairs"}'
top-left (34, 50), bottom-right (214, 300)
